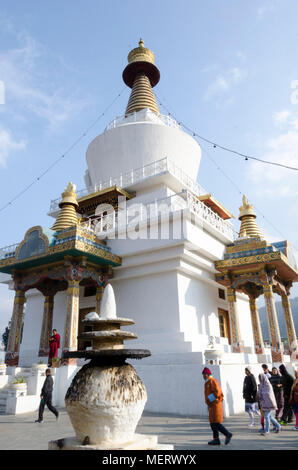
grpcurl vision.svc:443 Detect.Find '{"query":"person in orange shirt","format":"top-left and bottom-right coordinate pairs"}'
top-left (202, 367), bottom-right (233, 446)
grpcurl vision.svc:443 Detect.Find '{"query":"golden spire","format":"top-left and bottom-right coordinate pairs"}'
top-left (52, 182), bottom-right (79, 231)
top-left (238, 195), bottom-right (263, 239)
top-left (122, 38), bottom-right (160, 116)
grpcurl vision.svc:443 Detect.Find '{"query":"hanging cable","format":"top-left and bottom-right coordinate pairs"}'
top-left (156, 93), bottom-right (298, 171)
top-left (0, 87), bottom-right (127, 213)
top-left (156, 93), bottom-right (298, 250)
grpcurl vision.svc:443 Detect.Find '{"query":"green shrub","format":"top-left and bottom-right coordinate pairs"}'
top-left (12, 376), bottom-right (26, 384)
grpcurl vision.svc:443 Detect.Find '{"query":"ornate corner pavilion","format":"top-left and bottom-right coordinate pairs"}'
top-left (215, 196), bottom-right (298, 362)
top-left (0, 183), bottom-right (121, 366)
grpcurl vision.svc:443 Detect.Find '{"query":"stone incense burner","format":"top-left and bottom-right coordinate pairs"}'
top-left (49, 284), bottom-right (172, 450)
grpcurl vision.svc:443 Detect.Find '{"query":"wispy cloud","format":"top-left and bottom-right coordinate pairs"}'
top-left (0, 17), bottom-right (87, 131)
top-left (272, 109), bottom-right (292, 126)
top-left (203, 67), bottom-right (246, 101)
top-left (247, 110), bottom-right (298, 198)
top-left (0, 127), bottom-right (26, 166)
top-left (257, 2), bottom-right (275, 20)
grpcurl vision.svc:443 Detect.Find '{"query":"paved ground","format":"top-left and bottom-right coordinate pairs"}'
top-left (0, 409), bottom-right (297, 450)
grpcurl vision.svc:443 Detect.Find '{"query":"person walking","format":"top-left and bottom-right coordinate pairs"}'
top-left (261, 364), bottom-right (272, 379)
top-left (48, 329), bottom-right (60, 367)
top-left (202, 367), bottom-right (233, 446)
top-left (289, 370), bottom-right (298, 431)
top-left (243, 367), bottom-right (260, 427)
top-left (35, 369), bottom-right (59, 423)
top-left (269, 367), bottom-right (284, 422)
top-left (279, 364), bottom-right (294, 425)
top-left (258, 373), bottom-right (281, 435)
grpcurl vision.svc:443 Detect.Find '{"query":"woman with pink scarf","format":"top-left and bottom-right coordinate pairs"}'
top-left (258, 373), bottom-right (282, 435)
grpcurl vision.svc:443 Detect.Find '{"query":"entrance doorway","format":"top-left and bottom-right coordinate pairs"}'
top-left (218, 308), bottom-right (231, 345)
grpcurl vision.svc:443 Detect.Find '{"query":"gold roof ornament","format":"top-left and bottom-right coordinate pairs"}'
top-left (238, 195), bottom-right (263, 239)
top-left (127, 38), bottom-right (156, 66)
top-left (122, 38), bottom-right (160, 116)
top-left (52, 182), bottom-right (79, 231)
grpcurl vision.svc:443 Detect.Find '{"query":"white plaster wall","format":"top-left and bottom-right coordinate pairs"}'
top-left (112, 271), bottom-right (180, 336)
top-left (19, 291), bottom-right (44, 367)
top-left (185, 217), bottom-right (229, 259)
top-left (133, 360), bottom-right (208, 416)
top-left (126, 183), bottom-right (174, 207)
top-left (236, 294), bottom-right (255, 350)
top-left (86, 121), bottom-right (201, 187)
top-left (177, 273), bottom-right (222, 342)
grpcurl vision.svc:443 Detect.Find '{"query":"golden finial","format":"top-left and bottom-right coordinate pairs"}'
top-left (51, 182), bottom-right (79, 231)
top-left (123, 38), bottom-right (160, 116)
top-left (238, 195), bottom-right (263, 239)
top-left (242, 194), bottom-right (248, 206)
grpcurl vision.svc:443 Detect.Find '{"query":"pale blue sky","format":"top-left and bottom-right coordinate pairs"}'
top-left (0, 0), bottom-right (298, 337)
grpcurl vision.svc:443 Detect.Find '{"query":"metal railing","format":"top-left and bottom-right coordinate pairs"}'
top-left (81, 190), bottom-right (235, 240)
top-left (49, 157), bottom-right (207, 213)
top-left (0, 192), bottom-right (235, 261)
top-left (105, 111), bottom-right (181, 131)
top-left (0, 243), bottom-right (19, 261)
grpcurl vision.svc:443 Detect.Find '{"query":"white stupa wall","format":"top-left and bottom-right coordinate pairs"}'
top-left (86, 116), bottom-right (202, 188)
top-left (113, 271), bottom-right (181, 336)
top-left (125, 184), bottom-right (175, 207)
top-left (177, 273), bottom-right (222, 341)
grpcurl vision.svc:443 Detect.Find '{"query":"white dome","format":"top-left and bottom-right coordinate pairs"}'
top-left (86, 109), bottom-right (202, 187)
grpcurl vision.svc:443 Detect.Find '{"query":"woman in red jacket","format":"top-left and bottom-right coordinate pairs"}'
top-left (203, 367), bottom-right (233, 446)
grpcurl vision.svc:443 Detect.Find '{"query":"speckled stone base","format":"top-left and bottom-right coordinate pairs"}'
top-left (48, 433), bottom-right (174, 450)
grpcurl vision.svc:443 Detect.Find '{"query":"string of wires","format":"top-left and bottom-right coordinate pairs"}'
top-left (156, 93), bottom-right (298, 251)
top-left (0, 87), bottom-right (126, 213)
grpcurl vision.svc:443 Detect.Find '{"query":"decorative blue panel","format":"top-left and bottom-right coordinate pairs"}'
top-left (18, 230), bottom-right (46, 260)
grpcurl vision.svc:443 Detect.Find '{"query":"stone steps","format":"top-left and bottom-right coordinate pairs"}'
top-left (0, 367), bottom-right (33, 415)
top-left (0, 386), bottom-right (10, 414)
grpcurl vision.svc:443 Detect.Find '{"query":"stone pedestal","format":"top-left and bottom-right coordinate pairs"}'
top-left (48, 434), bottom-right (174, 450)
top-left (204, 349), bottom-right (223, 365)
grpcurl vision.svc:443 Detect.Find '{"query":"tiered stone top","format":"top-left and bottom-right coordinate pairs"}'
top-left (63, 284), bottom-right (150, 362)
top-left (79, 312), bottom-right (137, 350)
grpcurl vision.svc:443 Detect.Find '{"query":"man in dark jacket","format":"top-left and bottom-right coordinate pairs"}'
top-left (35, 369), bottom-right (59, 423)
top-left (269, 367), bottom-right (284, 421)
top-left (279, 364), bottom-right (294, 425)
top-left (243, 367), bottom-right (259, 426)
